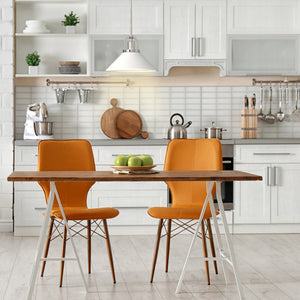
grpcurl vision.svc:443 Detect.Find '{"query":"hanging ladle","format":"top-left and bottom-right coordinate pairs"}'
top-left (257, 84), bottom-right (265, 120)
top-left (291, 85), bottom-right (300, 121)
top-left (276, 82), bottom-right (285, 122)
top-left (265, 85), bottom-right (276, 124)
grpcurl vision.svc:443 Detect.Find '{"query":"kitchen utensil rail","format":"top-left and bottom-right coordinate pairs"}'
top-left (252, 78), bottom-right (300, 86)
top-left (46, 79), bottom-right (130, 87)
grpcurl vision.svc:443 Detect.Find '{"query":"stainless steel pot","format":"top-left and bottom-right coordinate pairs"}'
top-left (201, 122), bottom-right (226, 139)
top-left (34, 121), bottom-right (54, 136)
top-left (168, 113), bottom-right (192, 139)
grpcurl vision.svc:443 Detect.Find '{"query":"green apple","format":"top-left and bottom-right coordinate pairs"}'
top-left (139, 154), bottom-right (153, 166)
top-left (114, 155), bottom-right (128, 166)
top-left (128, 156), bottom-right (142, 167)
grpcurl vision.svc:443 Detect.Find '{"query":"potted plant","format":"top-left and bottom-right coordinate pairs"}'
top-left (61, 11), bottom-right (80, 34)
top-left (25, 51), bottom-right (40, 75)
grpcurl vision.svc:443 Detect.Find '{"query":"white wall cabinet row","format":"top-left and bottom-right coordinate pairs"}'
top-left (15, 0), bottom-right (300, 78)
top-left (14, 145), bottom-right (168, 236)
top-left (234, 145), bottom-right (300, 226)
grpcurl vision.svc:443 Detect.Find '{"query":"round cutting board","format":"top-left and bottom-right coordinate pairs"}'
top-left (116, 110), bottom-right (148, 139)
top-left (100, 98), bottom-right (123, 139)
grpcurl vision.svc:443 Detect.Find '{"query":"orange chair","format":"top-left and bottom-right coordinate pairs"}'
top-left (148, 139), bottom-right (222, 284)
top-left (38, 139), bottom-right (119, 286)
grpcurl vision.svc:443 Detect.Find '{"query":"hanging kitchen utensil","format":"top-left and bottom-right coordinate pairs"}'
top-left (265, 86), bottom-right (276, 124)
top-left (276, 83), bottom-right (285, 122)
top-left (100, 98), bottom-right (124, 139)
top-left (291, 85), bottom-right (300, 121)
top-left (116, 110), bottom-right (148, 139)
top-left (168, 113), bottom-right (192, 139)
top-left (257, 84), bottom-right (265, 120)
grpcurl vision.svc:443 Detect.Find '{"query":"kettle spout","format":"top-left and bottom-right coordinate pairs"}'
top-left (184, 121), bottom-right (192, 128)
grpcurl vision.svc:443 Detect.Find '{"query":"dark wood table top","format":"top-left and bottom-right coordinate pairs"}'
top-left (7, 170), bottom-right (262, 182)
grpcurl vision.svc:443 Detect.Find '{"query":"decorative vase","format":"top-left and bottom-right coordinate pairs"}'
top-left (65, 26), bottom-right (76, 34)
top-left (28, 66), bottom-right (39, 75)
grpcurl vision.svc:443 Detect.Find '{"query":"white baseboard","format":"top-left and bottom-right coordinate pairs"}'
top-left (0, 221), bottom-right (13, 232)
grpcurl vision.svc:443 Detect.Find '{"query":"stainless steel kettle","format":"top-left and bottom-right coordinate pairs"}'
top-left (168, 113), bottom-right (192, 139)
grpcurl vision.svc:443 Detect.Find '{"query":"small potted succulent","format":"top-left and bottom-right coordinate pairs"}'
top-left (61, 11), bottom-right (80, 34)
top-left (25, 51), bottom-right (40, 75)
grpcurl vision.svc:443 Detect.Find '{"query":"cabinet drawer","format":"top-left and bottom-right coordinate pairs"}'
top-left (234, 145), bottom-right (300, 163)
top-left (14, 191), bottom-right (45, 226)
top-left (93, 146), bottom-right (167, 165)
top-left (15, 146), bottom-right (38, 166)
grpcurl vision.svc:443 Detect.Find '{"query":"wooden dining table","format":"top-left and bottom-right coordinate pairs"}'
top-left (8, 170), bottom-right (262, 300)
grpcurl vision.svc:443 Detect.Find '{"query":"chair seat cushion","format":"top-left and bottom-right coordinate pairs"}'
top-left (51, 207), bottom-right (119, 220)
top-left (148, 206), bottom-right (218, 220)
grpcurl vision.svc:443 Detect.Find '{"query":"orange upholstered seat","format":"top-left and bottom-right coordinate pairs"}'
top-left (148, 139), bottom-right (222, 285)
top-left (38, 139), bottom-right (119, 286)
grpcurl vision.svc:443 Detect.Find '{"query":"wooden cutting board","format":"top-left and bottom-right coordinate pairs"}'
top-left (116, 110), bottom-right (148, 139)
top-left (100, 98), bottom-right (123, 139)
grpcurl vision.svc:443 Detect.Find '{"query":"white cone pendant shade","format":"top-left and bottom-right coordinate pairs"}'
top-left (106, 51), bottom-right (156, 72)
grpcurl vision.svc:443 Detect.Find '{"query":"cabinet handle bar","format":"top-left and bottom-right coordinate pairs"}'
top-left (253, 153), bottom-right (291, 155)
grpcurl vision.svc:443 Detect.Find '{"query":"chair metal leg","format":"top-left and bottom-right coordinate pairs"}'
top-left (207, 218), bottom-right (218, 274)
top-left (103, 219), bottom-right (116, 284)
top-left (87, 220), bottom-right (91, 274)
top-left (165, 219), bottom-right (172, 273)
top-left (201, 220), bottom-right (210, 285)
top-left (59, 224), bottom-right (67, 287)
top-left (40, 217), bottom-right (54, 277)
top-left (150, 219), bottom-right (163, 283)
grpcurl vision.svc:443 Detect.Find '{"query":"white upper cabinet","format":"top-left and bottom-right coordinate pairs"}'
top-left (88, 0), bottom-right (163, 34)
top-left (227, 0), bottom-right (300, 34)
top-left (164, 0), bottom-right (226, 59)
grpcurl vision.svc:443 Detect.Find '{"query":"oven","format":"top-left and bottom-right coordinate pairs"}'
top-left (167, 143), bottom-right (234, 210)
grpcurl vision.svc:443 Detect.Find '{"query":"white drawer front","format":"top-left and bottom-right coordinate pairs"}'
top-left (93, 146), bottom-right (167, 165)
top-left (14, 191), bottom-right (45, 226)
top-left (234, 145), bottom-right (300, 164)
top-left (15, 146), bottom-right (38, 166)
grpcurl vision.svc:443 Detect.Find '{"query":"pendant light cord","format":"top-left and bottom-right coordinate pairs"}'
top-left (130, 0), bottom-right (133, 37)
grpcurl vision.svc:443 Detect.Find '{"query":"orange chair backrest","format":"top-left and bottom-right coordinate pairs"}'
top-left (38, 139), bottom-right (95, 209)
top-left (164, 139), bottom-right (223, 209)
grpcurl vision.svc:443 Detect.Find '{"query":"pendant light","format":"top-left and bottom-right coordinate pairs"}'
top-left (106, 0), bottom-right (156, 73)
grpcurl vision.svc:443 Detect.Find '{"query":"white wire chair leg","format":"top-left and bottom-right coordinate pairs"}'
top-left (175, 181), bottom-right (214, 294)
top-left (216, 183), bottom-right (245, 300)
top-left (27, 184), bottom-right (55, 300)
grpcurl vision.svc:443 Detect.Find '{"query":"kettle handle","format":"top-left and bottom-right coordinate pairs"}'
top-left (170, 113), bottom-right (184, 126)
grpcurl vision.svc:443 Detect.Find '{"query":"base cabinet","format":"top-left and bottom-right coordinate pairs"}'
top-left (14, 144), bottom-right (168, 236)
top-left (234, 145), bottom-right (300, 226)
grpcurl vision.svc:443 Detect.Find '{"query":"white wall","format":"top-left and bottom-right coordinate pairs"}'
top-left (0, 0), bottom-right (14, 232)
top-left (15, 85), bottom-right (300, 140)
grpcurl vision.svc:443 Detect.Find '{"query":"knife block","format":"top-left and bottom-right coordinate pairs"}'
top-left (241, 109), bottom-right (257, 139)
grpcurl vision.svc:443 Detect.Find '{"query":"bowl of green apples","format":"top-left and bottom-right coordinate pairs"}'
top-left (111, 154), bottom-right (155, 171)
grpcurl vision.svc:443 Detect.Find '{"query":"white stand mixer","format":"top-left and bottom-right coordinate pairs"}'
top-left (24, 103), bottom-right (54, 140)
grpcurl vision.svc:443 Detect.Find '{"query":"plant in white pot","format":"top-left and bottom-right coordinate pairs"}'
top-left (26, 51), bottom-right (40, 75)
top-left (61, 11), bottom-right (80, 34)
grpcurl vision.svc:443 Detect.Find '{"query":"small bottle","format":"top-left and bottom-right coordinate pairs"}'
top-left (244, 95), bottom-right (249, 109)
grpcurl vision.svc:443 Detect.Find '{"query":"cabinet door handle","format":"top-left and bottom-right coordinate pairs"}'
top-left (191, 37), bottom-right (196, 57)
top-left (113, 206), bottom-right (148, 209)
top-left (34, 207), bottom-right (47, 210)
top-left (267, 166), bottom-right (272, 186)
top-left (253, 153), bottom-right (291, 155)
top-left (197, 37), bottom-right (202, 56)
top-left (273, 166), bottom-right (277, 186)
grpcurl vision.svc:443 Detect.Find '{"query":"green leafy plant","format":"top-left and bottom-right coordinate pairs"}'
top-left (25, 51), bottom-right (40, 66)
top-left (61, 11), bottom-right (80, 26)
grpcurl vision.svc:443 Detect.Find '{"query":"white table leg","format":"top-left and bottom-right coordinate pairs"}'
top-left (27, 181), bottom-right (88, 300)
top-left (216, 182), bottom-right (245, 300)
top-left (52, 182), bottom-right (88, 292)
top-left (175, 181), bottom-right (214, 294)
top-left (27, 183), bottom-right (55, 300)
top-left (206, 182), bottom-right (229, 285)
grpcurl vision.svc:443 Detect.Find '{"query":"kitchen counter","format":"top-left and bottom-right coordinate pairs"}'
top-left (15, 138), bottom-right (300, 146)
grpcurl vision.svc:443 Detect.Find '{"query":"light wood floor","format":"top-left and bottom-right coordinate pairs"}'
top-left (1, 231), bottom-right (300, 300)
